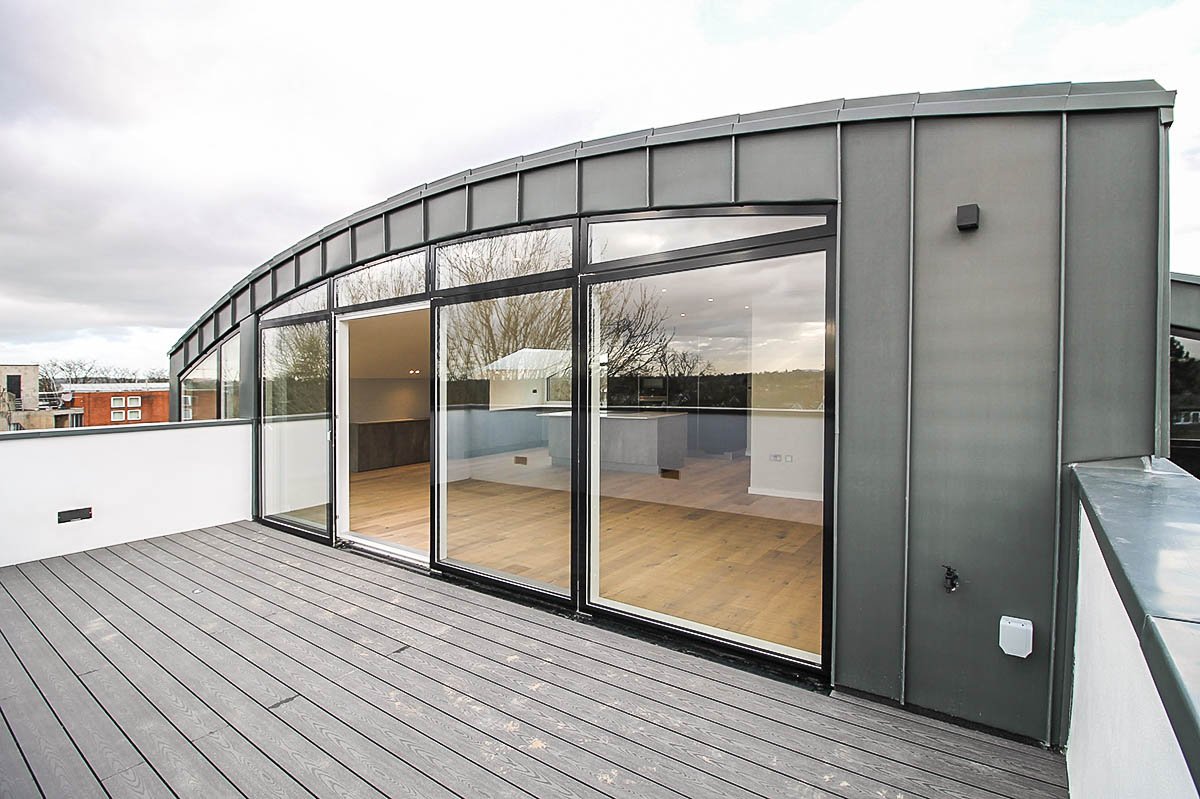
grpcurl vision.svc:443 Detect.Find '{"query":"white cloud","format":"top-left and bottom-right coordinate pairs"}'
top-left (0, 0), bottom-right (1195, 371)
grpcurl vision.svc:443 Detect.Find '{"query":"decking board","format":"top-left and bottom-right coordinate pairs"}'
top-left (0, 521), bottom-right (1069, 799)
top-left (218, 522), bottom-right (1062, 799)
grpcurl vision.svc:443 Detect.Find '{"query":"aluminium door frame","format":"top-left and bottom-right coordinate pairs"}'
top-left (255, 308), bottom-right (336, 545)
top-left (575, 226), bottom-right (837, 677)
top-left (332, 299), bottom-right (433, 565)
top-left (429, 273), bottom-right (578, 605)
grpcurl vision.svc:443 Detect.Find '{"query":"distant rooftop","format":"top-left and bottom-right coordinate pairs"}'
top-left (60, 383), bottom-right (169, 393)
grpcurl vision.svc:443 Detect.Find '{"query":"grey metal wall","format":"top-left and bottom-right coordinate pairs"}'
top-left (1062, 111), bottom-right (1159, 463)
top-left (907, 115), bottom-right (1062, 740)
top-left (169, 84), bottom-right (1171, 742)
top-left (835, 120), bottom-right (911, 700)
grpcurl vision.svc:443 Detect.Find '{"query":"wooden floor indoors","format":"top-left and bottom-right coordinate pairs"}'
top-left (348, 454), bottom-right (823, 653)
top-left (0, 520), bottom-right (1068, 799)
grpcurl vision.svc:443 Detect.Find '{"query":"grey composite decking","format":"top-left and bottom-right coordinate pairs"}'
top-left (0, 521), bottom-right (1069, 798)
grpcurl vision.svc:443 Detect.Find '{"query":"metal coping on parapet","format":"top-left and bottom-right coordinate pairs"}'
top-left (172, 80), bottom-right (1176, 362)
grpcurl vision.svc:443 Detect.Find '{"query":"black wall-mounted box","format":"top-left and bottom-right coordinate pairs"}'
top-left (58, 507), bottom-right (92, 524)
top-left (956, 203), bottom-right (981, 230)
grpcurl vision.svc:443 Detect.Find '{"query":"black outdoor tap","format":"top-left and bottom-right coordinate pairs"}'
top-left (943, 565), bottom-right (960, 593)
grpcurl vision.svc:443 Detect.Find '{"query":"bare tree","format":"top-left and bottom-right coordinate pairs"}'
top-left (140, 367), bottom-right (169, 382)
top-left (41, 359), bottom-right (98, 386)
top-left (103, 366), bottom-right (138, 382)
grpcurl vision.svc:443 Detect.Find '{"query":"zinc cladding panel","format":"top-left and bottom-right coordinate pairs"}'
top-left (354, 217), bottom-right (386, 261)
top-left (325, 231), bottom-right (351, 272)
top-left (650, 139), bottom-right (731, 206)
top-left (252, 273), bottom-right (273, 310)
top-left (233, 288), bottom-right (251, 321)
top-left (426, 188), bottom-right (467, 240)
top-left (520, 162), bottom-right (576, 221)
top-left (470, 176), bottom-right (517, 231)
top-left (237, 316), bottom-right (257, 419)
top-left (274, 260), bottom-right (297, 296)
top-left (216, 302), bottom-right (232, 334)
top-left (735, 127), bottom-right (838, 202)
top-left (580, 150), bottom-right (647, 213)
top-left (1062, 111), bottom-right (1158, 462)
top-left (169, 347), bottom-right (185, 378)
top-left (834, 120), bottom-right (911, 700)
top-left (907, 115), bottom-right (1060, 740)
top-left (298, 246), bottom-right (322, 283)
top-left (387, 204), bottom-right (423, 251)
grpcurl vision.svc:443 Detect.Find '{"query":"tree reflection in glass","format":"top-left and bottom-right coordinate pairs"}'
top-left (439, 287), bottom-right (573, 591)
top-left (261, 320), bottom-right (330, 530)
top-left (181, 350), bottom-right (219, 421)
top-left (335, 250), bottom-right (426, 307)
top-left (588, 251), bottom-right (827, 661)
top-left (436, 227), bottom-right (571, 289)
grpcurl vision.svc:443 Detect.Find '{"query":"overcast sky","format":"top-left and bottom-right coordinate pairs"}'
top-left (1, 0), bottom-right (1196, 372)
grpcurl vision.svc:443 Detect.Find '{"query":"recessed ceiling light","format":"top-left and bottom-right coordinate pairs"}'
top-left (679, 313), bottom-right (686, 317)
top-left (707, 298), bottom-right (714, 302)
top-left (744, 305), bottom-right (750, 309)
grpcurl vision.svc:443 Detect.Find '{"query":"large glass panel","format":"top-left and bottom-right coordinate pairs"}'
top-left (335, 250), bottom-right (426, 307)
top-left (261, 321), bottom-right (330, 531)
top-left (438, 287), bottom-right (572, 591)
top-left (220, 333), bottom-right (240, 419)
top-left (589, 214), bottom-right (825, 264)
top-left (436, 227), bottom-right (571, 289)
top-left (1171, 335), bottom-right (1200, 440)
top-left (343, 307), bottom-right (431, 557)
top-left (588, 251), bottom-right (826, 660)
top-left (181, 350), bottom-right (218, 421)
top-left (262, 283), bottom-right (327, 321)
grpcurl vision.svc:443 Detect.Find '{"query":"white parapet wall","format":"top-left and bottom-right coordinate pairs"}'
top-left (0, 421), bottom-right (253, 567)
top-left (1067, 507), bottom-right (1199, 799)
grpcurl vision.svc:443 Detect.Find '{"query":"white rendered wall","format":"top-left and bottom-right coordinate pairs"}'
top-left (1068, 507), bottom-right (1198, 799)
top-left (0, 422), bottom-right (252, 567)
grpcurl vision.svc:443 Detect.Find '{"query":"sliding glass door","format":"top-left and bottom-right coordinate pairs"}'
top-left (260, 319), bottom-right (331, 534)
top-left (586, 248), bottom-right (830, 662)
top-left (435, 285), bottom-right (573, 593)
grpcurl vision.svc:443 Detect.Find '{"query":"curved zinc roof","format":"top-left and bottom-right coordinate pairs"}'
top-left (172, 79), bottom-right (1175, 369)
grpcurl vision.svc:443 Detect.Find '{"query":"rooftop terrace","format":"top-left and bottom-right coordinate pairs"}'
top-left (0, 521), bottom-right (1066, 799)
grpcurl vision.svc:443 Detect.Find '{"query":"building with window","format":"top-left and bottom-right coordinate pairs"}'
top-left (59, 382), bottom-right (170, 426)
top-left (164, 80), bottom-right (1179, 750)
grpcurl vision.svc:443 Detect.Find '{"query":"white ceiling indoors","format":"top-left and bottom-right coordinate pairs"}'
top-left (347, 308), bottom-right (430, 379)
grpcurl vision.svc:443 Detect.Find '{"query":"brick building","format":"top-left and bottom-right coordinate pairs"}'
top-left (59, 383), bottom-right (170, 427)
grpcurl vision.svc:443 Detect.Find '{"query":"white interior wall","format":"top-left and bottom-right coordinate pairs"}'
top-left (748, 412), bottom-right (824, 500)
top-left (1067, 507), bottom-right (1198, 799)
top-left (0, 422), bottom-right (252, 567)
top-left (489, 377), bottom-right (543, 408)
top-left (348, 378), bottom-right (429, 422)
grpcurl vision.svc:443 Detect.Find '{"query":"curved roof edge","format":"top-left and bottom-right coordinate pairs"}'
top-left (172, 79), bottom-right (1174, 361)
